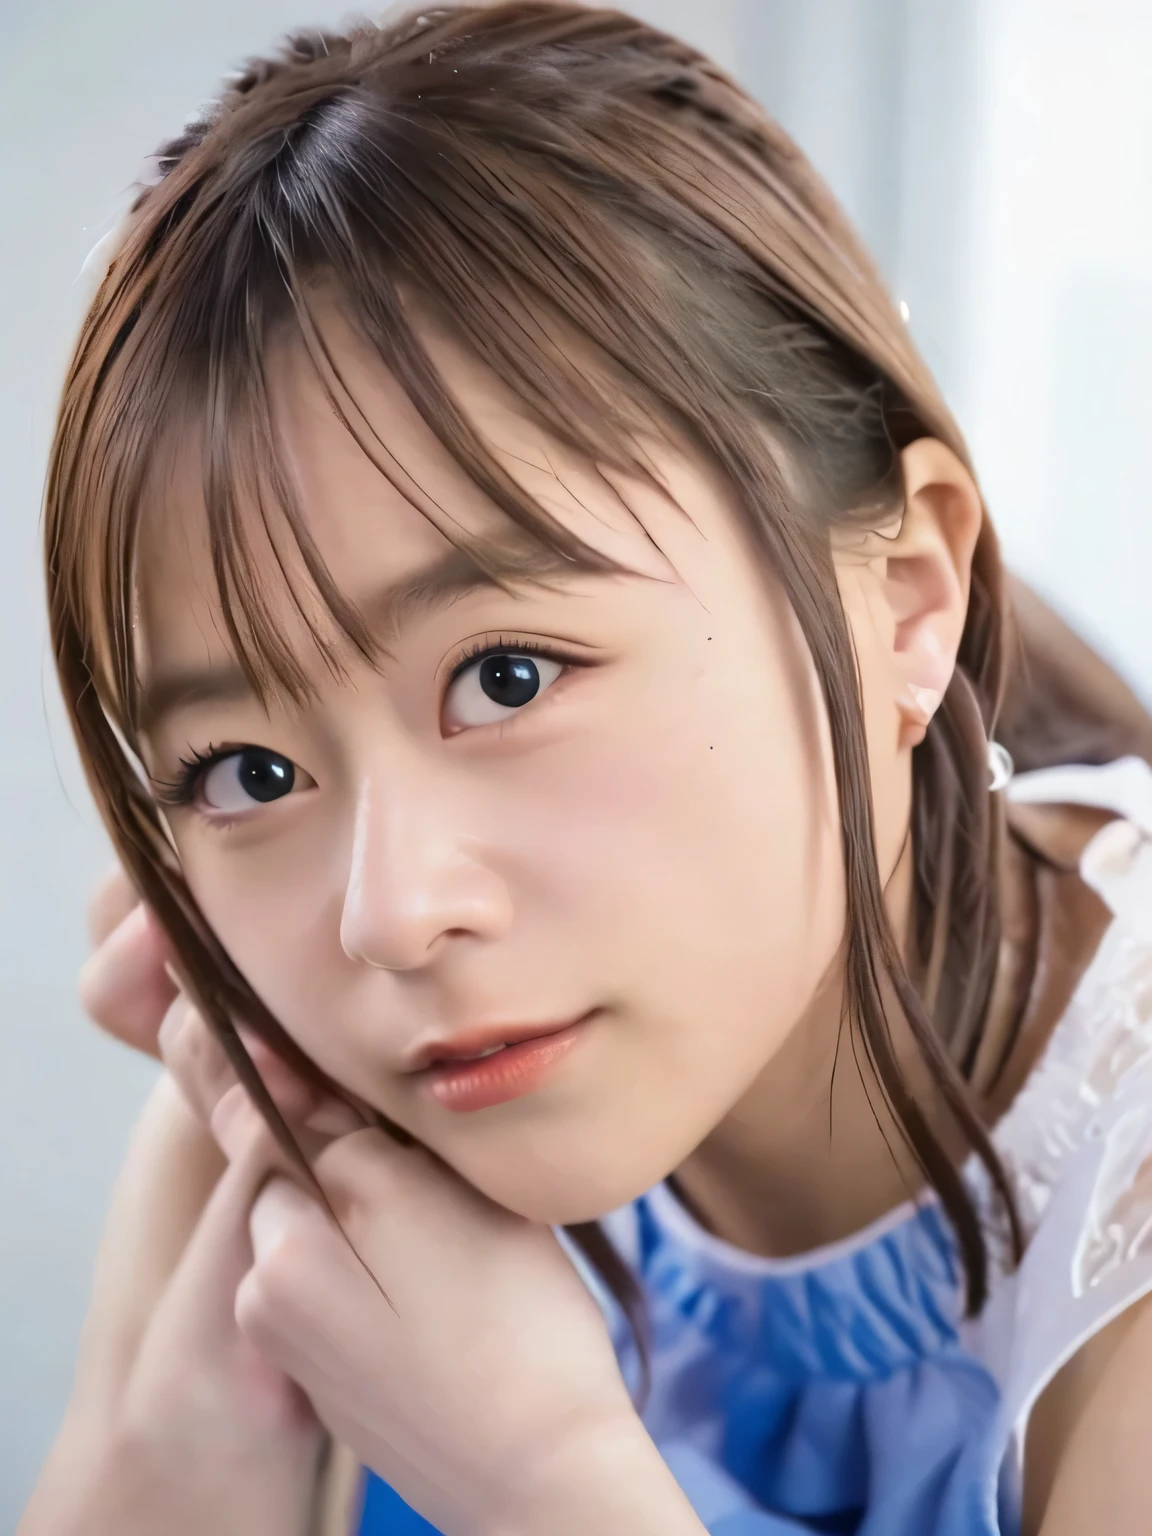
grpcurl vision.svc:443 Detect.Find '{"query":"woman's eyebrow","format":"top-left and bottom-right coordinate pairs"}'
top-left (137, 543), bottom-right (578, 732)
top-left (362, 542), bottom-right (574, 644)
top-left (137, 661), bottom-right (256, 735)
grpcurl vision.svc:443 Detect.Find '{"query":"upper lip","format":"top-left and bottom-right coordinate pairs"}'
top-left (406, 1012), bottom-right (593, 1073)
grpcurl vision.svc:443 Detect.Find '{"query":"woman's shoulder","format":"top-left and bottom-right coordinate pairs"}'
top-left (970, 755), bottom-right (1152, 1536)
top-left (991, 755), bottom-right (1152, 1237)
top-left (962, 757), bottom-right (1152, 1520)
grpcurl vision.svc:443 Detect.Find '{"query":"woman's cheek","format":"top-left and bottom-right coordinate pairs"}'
top-left (179, 819), bottom-right (343, 1039)
top-left (541, 658), bottom-right (838, 1076)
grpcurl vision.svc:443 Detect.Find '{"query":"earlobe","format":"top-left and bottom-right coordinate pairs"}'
top-left (895, 619), bottom-right (952, 745)
top-left (903, 683), bottom-right (944, 724)
top-left (896, 681), bottom-right (943, 749)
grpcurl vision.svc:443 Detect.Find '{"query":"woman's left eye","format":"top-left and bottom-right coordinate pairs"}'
top-left (444, 648), bottom-right (565, 731)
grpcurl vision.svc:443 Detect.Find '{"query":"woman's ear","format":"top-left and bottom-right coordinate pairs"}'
top-left (890, 438), bottom-right (982, 746)
top-left (848, 438), bottom-right (984, 750)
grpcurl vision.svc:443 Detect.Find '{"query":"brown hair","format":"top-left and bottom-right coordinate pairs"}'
top-left (44, 1), bottom-right (1152, 1345)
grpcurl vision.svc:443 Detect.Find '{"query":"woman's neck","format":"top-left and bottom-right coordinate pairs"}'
top-left (670, 840), bottom-right (959, 1258)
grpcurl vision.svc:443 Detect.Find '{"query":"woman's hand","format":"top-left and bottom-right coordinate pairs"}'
top-left (159, 961), bottom-right (705, 1534)
top-left (19, 870), bottom-right (325, 1536)
top-left (78, 861), bottom-right (177, 1058)
top-left (19, 1078), bottom-right (326, 1536)
top-left (212, 1091), bottom-right (699, 1535)
top-left (57, 863), bottom-right (705, 1535)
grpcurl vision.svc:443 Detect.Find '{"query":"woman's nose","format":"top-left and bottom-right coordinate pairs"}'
top-left (338, 768), bottom-right (514, 971)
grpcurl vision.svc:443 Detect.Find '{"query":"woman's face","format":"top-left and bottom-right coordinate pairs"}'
top-left (135, 311), bottom-right (913, 1224)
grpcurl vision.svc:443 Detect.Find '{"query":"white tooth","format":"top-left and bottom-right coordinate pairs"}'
top-left (454, 1044), bottom-right (506, 1061)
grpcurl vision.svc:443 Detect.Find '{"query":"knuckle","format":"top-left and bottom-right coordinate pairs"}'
top-left (238, 1234), bottom-right (312, 1338)
top-left (245, 1118), bottom-right (283, 1172)
top-left (234, 1267), bottom-right (271, 1342)
top-left (210, 1082), bottom-right (265, 1155)
top-left (317, 1128), bottom-right (410, 1222)
top-left (102, 1415), bottom-right (159, 1477)
top-left (162, 1004), bottom-right (231, 1116)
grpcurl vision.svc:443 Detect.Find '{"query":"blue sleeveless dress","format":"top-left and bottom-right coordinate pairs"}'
top-left (356, 758), bottom-right (1152, 1536)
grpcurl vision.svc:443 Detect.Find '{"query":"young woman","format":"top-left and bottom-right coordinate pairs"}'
top-left (21, 5), bottom-right (1152, 1534)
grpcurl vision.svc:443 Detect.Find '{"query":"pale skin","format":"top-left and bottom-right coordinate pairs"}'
top-left (22, 308), bottom-right (1152, 1535)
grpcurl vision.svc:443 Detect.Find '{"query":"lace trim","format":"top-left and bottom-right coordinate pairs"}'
top-left (987, 763), bottom-right (1152, 1280)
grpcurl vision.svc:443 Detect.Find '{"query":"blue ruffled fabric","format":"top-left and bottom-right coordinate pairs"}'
top-left (613, 1189), bottom-right (1011, 1535)
top-left (358, 1187), bottom-right (1014, 1535)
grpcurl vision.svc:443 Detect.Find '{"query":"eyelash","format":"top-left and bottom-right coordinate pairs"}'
top-left (446, 634), bottom-right (559, 683)
top-left (151, 635), bottom-right (576, 810)
top-left (151, 744), bottom-right (226, 809)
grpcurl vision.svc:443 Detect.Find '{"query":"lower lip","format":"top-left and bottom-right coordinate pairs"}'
top-left (421, 1017), bottom-right (590, 1113)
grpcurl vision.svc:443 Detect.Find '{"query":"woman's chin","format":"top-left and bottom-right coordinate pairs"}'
top-left (459, 1150), bottom-right (675, 1227)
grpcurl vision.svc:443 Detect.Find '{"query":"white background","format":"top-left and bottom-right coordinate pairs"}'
top-left (2, 1), bottom-right (1149, 1525)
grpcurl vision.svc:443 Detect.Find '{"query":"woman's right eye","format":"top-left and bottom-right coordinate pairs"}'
top-left (199, 748), bottom-right (313, 814)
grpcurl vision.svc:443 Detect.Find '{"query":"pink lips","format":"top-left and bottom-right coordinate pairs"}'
top-left (414, 1013), bottom-right (594, 1113)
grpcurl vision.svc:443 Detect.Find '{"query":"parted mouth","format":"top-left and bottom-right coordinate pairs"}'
top-left (405, 1011), bottom-right (596, 1073)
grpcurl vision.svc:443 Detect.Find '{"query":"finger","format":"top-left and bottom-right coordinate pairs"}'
top-left (248, 1174), bottom-right (334, 1268)
top-left (158, 996), bottom-right (238, 1126)
top-left (208, 1081), bottom-right (368, 1308)
top-left (306, 1124), bottom-right (514, 1264)
top-left (311, 1122), bottom-right (451, 1218)
top-left (236, 1172), bottom-right (369, 1385)
top-left (122, 1110), bottom-right (322, 1440)
top-left (206, 1090), bottom-right (349, 1357)
top-left (115, 1101), bottom-right (326, 1464)
top-left (79, 901), bottom-right (176, 1058)
top-left (160, 1000), bottom-right (328, 1130)
top-left (232, 1119), bottom-right (417, 1395)
top-left (71, 1075), bottom-right (227, 1405)
top-left (86, 862), bottom-right (139, 947)
top-left (145, 1108), bottom-right (285, 1348)
top-left (135, 1093), bottom-right (334, 1390)
top-left (211, 1080), bottom-right (364, 1171)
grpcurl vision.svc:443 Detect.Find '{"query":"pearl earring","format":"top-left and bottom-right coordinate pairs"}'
top-left (988, 741), bottom-right (1014, 793)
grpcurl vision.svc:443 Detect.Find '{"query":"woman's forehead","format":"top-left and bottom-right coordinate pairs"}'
top-left (134, 328), bottom-right (694, 665)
